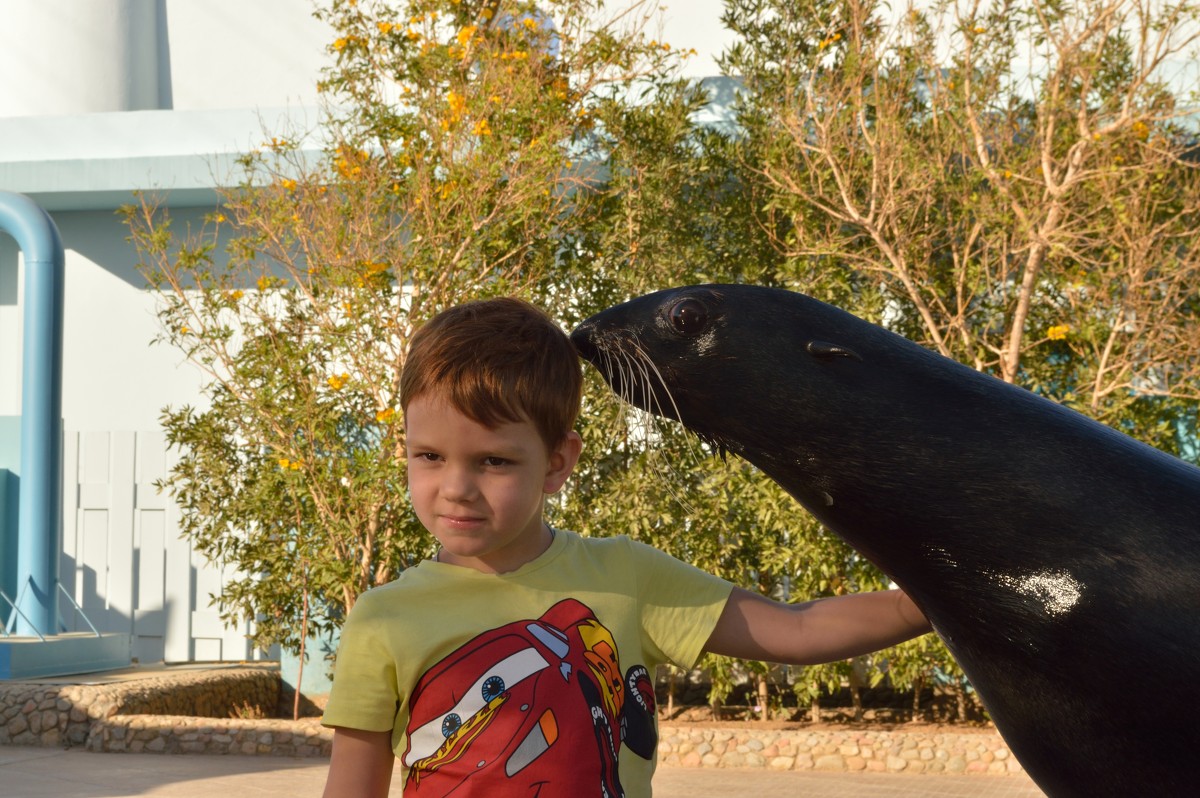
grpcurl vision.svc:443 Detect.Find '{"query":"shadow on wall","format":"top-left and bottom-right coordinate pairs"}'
top-left (0, 234), bottom-right (16, 305)
top-left (280, 627), bottom-right (340, 716)
top-left (0, 468), bottom-right (17, 622)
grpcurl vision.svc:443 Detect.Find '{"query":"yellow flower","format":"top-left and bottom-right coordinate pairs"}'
top-left (215, 213), bottom-right (227, 223)
top-left (257, 275), bottom-right (273, 291)
top-left (281, 179), bottom-right (297, 191)
top-left (457, 25), bottom-right (477, 47)
top-left (1132, 120), bottom-right (1150, 141)
top-left (278, 457), bottom-right (291, 469)
top-left (376, 407), bottom-right (396, 423)
top-left (446, 90), bottom-right (467, 126)
top-left (377, 21), bottom-right (395, 35)
top-left (522, 17), bottom-right (537, 31)
top-left (1047, 324), bottom-right (1071, 341)
top-left (179, 325), bottom-right (189, 335)
top-left (973, 25), bottom-right (985, 34)
top-left (472, 118), bottom-right (492, 136)
top-left (328, 373), bottom-right (350, 390)
top-left (229, 290), bottom-right (244, 301)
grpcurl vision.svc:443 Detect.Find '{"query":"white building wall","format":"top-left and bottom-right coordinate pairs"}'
top-left (56, 209), bottom-right (212, 431)
top-left (163, 0), bottom-right (330, 112)
top-left (0, 0), bottom-right (330, 117)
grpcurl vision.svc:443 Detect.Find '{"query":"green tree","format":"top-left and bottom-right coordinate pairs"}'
top-left (718, 0), bottom-right (1200, 709)
top-left (722, 0), bottom-right (1200, 438)
top-left (125, 0), bottom-right (689, 676)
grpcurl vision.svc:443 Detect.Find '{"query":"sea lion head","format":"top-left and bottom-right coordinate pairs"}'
top-left (570, 284), bottom-right (884, 461)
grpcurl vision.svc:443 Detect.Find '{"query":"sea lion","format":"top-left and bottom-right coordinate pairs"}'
top-left (570, 284), bottom-right (1200, 798)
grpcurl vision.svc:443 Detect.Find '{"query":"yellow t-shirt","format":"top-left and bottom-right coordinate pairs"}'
top-left (321, 529), bottom-right (733, 797)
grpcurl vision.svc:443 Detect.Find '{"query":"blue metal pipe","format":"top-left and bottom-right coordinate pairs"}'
top-left (0, 192), bottom-right (65, 637)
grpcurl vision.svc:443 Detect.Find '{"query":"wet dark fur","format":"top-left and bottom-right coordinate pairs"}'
top-left (571, 284), bottom-right (1200, 798)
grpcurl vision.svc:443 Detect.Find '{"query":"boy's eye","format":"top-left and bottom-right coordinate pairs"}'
top-left (483, 456), bottom-right (510, 467)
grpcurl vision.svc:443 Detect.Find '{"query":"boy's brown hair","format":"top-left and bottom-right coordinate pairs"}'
top-left (399, 297), bottom-right (583, 449)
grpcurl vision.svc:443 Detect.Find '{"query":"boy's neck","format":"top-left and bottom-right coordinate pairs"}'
top-left (434, 525), bottom-right (558, 574)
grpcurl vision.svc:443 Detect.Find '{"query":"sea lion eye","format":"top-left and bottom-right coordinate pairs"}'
top-left (667, 298), bottom-right (709, 336)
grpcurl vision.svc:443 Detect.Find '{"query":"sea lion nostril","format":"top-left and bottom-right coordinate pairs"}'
top-left (569, 325), bottom-right (598, 361)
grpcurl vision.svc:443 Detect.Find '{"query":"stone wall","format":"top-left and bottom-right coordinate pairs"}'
top-left (1, 666), bottom-right (1024, 777)
top-left (0, 666), bottom-right (277, 748)
top-left (656, 725), bottom-right (1023, 775)
top-left (86, 715), bottom-right (332, 756)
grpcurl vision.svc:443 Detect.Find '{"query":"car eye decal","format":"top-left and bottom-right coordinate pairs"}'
top-left (441, 713), bottom-right (462, 738)
top-left (481, 675), bottom-right (506, 703)
top-left (405, 647), bottom-right (551, 765)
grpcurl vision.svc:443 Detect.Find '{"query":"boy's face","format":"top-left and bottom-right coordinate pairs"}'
top-left (405, 394), bottom-right (582, 574)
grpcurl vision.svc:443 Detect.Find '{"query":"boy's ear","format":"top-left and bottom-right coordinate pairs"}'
top-left (544, 431), bottom-right (583, 494)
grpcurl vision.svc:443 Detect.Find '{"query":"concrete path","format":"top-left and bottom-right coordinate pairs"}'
top-left (0, 746), bottom-right (1048, 797)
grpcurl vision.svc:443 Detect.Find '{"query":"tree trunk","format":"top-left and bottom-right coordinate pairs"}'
top-left (757, 675), bottom-right (770, 723)
top-left (849, 657), bottom-right (867, 722)
top-left (809, 692), bottom-right (820, 724)
top-left (293, 577), bottom-right (310, 722)
top-left (910, 676), bottom-right (924, 723)
top-left (666, 667), bottom-right (676, 718)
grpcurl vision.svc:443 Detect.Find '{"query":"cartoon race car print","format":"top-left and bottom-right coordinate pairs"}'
top-left (402, 598), bottom-right (657, 796)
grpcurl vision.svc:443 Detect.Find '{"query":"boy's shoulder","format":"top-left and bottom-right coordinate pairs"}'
top-left (348, 563), bottom-right (442, 613)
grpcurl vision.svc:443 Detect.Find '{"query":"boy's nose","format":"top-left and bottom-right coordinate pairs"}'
top-left (440, 465), bottom-right (478, 501)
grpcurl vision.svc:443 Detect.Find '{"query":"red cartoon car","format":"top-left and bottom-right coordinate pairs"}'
top-left (402, 598), bottom-right (655, 796)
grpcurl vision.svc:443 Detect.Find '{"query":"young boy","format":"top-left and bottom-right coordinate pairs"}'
top-left (321, 297), bottom-right (931, 797)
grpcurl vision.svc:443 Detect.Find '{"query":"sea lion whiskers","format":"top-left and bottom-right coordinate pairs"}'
top-left (589, 330), bottom-right (706, 513)
top-left (623, 337), bottom-right (713, 501)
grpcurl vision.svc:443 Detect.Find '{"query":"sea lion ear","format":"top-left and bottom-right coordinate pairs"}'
top-left (806, 340), bottom-right (863, 362)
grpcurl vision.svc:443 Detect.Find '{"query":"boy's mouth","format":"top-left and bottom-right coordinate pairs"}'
top-left (440, 514), bottom-right (486, 528)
